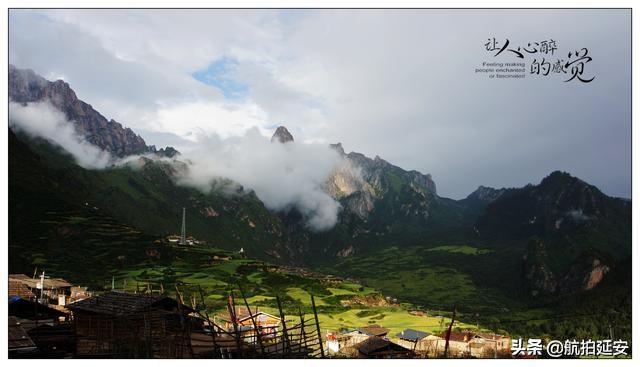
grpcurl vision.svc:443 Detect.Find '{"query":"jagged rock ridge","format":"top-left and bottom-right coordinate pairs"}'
top-left (9, 65), bottom-right (177, 158)
top-left (271, 126), bottom-right (294, 144)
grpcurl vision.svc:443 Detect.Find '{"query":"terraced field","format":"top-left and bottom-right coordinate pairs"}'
top-left (9, 206), bottom-right (487, 337)
top-left (322, 244), bottom-right (523, 313)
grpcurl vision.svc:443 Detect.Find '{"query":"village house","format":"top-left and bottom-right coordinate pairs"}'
top-left (339, 330), bottom-right (364, 349)
top-left (212, 254), bottom-right (232, 262)
top-left (326, 329), bottom-right (366, 353)
top-left (9, 279), bottom-right (35, 301)
top-left (340, 336), bottom-right (414, 358)
top-left (356, 324), bottom-right (390, 338)
top-left (325, 331), bottom-right (341, 354)
top-left (166, 234), bottom-right (200, 246)
top-left (9, 297), bottom-right (68, 330)
top-left (9, 296), bottom-right (73, 356)
top-left (415, 334), bottom-right (446, 357)
top-left (8, 316), bottom-right (38, 357)
top-left (332, 324), bottom-right (391, 353)
top-left (66, 292), bottom-right (195, 358)
top-left (472, 332), bottom-right (512, 357)
top-left (216, 306), bottom-right (281, 344)
top-left (395, 328), bottom-right (431, 350)
top-left (432, 330), bottom-right (511, 358)
top-left (9, 273), bottom-right (73, 306)
top-left (439, 331), bottom-right (473, 357)
top-left (69, 286), bottom-right (92, 304)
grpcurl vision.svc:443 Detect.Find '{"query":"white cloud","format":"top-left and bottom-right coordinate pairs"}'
top-left (154, 100), bottom-right (271, 142)
top-left (8, 9), bottom-right (631, 198)
top-left (178, 128), bottom-right (343, 231)
top-left (9, 102), bottom-right (112, 169)
top-left (9, 100), bottom-right (343, 230)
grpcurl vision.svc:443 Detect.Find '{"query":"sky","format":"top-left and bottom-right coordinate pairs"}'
top-left (8, 9), bottom-right (632, 199)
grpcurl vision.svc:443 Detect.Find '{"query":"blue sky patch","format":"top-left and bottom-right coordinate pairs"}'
top-left (192, 57), bottom-right (249, 100)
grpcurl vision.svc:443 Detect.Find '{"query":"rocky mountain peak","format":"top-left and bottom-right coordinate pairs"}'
top-left (271, 126), bottom-right (294, 144)
top-left (540, 171), bottom-right (581, 185)
top-left (329, 142), bottom-right (346, 156)
top-left (148, 145), bottom-right (180, 158)
top-left (9, 65), bottom-right (149, 157)
top-left (466, 185), bottom-right (506, 203)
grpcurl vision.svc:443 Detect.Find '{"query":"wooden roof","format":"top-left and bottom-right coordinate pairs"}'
top-left (241, 310), bottom-right (279, 322)
top-left (353, 336), bottom-right (411, 356)
top-left (357, 324), bottom-right (390, 337)
top-left (9, 279), bottom-right (35, 299)
top-left (9, 274), bottom-right (72, 289)
top-left (8, 316), bottom-right (37, 352)
top-left (217, 306), bottom-right (280, 324)
top-left (440, 331), bottom-right (476, 343)
top-left (9, 298), bottom-right (68, 318)
top-left (439, 330), bottom-right (506, 343)
top-left (66, 292), bottom-right (191, 316)
top-left (476, 332), bottom-right (508, 340)
top-left (396, 328), bottom-right (431, 342)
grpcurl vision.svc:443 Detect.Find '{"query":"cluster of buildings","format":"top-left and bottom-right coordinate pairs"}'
top-left (214, 306), bottom-right (282, 344)
top-left (325, 324), bottom-right (511, 358)
top-left (165, 235), bottom-right (204, 246)
top-left (165, 207), bottom-right (205, 246)
top-left (9, 270), bottom-right (511, 359)
top-left (8, 274), bottom-right (323, 358)
top-left (326, 324), bottom-right (413, 358)
top-left (9, 273), bottom-right (91, 357)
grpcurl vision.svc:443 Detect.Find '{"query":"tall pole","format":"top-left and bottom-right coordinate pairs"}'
top-left (609, 324), bottom-right (614, 340)
top-left (311, 294), bottom-right (325, 358)
top-left (39, 271), bottom-right (45, 303)
top-left (239, 285), bottom-right (265, 355)
top-left (276, 295), bottom-right (291, 355)
top-left (180, 207), bottom-right (186, 246)
top-left (444, 304), bottom-right (456, 358)
top-left (196, 285), bottom-right (220, 357)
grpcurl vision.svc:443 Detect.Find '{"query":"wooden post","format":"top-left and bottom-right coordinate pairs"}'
top-left (33, 296), bottom-right (38, 346)
top-left (174, 284), bottom-right (184, 305)
top-left (72, 311), bottom-right (78, 357)
top-left (230, 291), bottom-right (242, 356)
top-left (238, 285), bottom-right (265, 356)
top-left (298, 307), bottom-right (308, 352)
top-left (493, 324), bottom-right (498, 359)
top-left (197, 285), bottom-right (219, 356)
top-left (143, 313), bottom-right (151, 358)
top-left (444, 304), bottom-right (457, 358)
top-left (311, 294), bottom-right (325, 358)
top-left (276, 295), bottom-right (291, 356)
top-left (174, 285), bottom-right (193, 358)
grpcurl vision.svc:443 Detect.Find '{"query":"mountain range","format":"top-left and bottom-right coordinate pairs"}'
top-left (8, 65), bottom-right (631, 307)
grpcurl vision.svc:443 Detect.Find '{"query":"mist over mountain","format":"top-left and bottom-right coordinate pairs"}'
top-left (9, 65), bottom-right (149, 156)
top-left (176, 127), bottom-right (347, 231)
top-left (9, 101), bottom-right (112, 169)
top-left (8, 65), bottom-right (631, 304)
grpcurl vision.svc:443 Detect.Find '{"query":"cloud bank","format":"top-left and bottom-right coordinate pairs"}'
top-left (9, 101), bottom-right (112, 169)
top-left (179, 128), bottom-right (344, 231)
top-left (9, 9), bottom-right (630, 199)
top-left (9, 101), bottom-right (345, 231)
